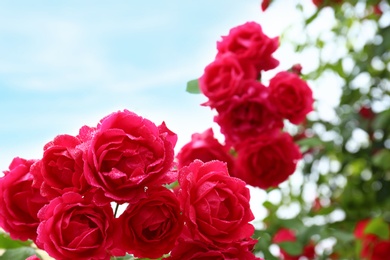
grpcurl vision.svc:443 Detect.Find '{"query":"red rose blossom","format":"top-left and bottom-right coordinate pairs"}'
top-left (169, 236), bottom-right (261, 260)
top-left (312, 0), bottom-right (342, 7)
top-left (115, 186), bottom-right (183, 259)
top-left (268, 71), bottom-right (313, 125)
top-left (354, 219), bottom-right (390, 260)
top-left (234, 131), bottom-right (302, 189)
top-left (36, 192), bottom-right (115, 260)
top-left (354, 219), bottom-right (371, 239)
top-left (217, 21), bottom-right (279, 72)
top-left (199, 53), bottom-right (257, 108)
top-left (214, 80), bottom-right (283, 146)
top-left (0, 157), bottom-right (48, 241)
top-left (177, 160), bottom-right (254, 245)
top-left (273, 228), bottom-right (316, 260)
top-left (84, 109), bottom-right (177, 204)
top-left (176, 128), bottom-right (234, 172)
top-left (32, 134), bottom-right (89, 199)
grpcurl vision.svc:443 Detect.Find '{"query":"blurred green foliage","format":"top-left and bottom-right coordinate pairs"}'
top-left (255, 0), bottom-right (390, 259)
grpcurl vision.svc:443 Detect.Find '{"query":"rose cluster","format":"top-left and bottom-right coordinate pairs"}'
top-left (0, 109), bottom-right (259, 259)
top-left (178, 21), bottom-right (314, 189)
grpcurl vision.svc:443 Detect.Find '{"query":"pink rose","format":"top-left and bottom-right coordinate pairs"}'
top-left (115, 186), bottom-right (183, 259)
top-left (199, 53), bottom-right (258, 108)
top-left (176, 128), bottom-right (234, 172)
top-left (273, 228), bottom-right (316, 260)
top-left (0, 157), bottom-right (48, 241)
top-left (169, 236), bottom-right (261, 260)
top-left (36, 192), bottom-right (115, 260)
top-left (84, 109), bottom-right (177, 203)
top-left (214, 80), bottom-right (283, 145)
top-left (32, 134), bottom-right (89, 199)
top-left (217, 21), bottom-right (279, 72)
top-left (268, 71), bottom-right (313, 125)
top-left (234, 131), bottom-right (301, 189)
top-left (177, 160), bottom-right (254, 245)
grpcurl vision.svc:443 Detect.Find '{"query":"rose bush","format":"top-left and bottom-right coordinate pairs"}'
top-left (0, 107), bottom-right (260, 259)
top-left (0, 11), bottom-right (320, 260)
top-left (193, 21), bottom-right (311, 194)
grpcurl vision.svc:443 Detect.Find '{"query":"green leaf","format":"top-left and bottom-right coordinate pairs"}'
top-left (112, 256), bottom-right (135, 260)
top-left (330, 229), bottom-right (355, 243)
top-left (346, 159), bottom-right (367, 175)
top-left (186, 79), bottom-right (201, 94)
top-left (373, 109), bottom-right (390, 130)
top-left (279, 219), bottom-right (304, 232)
top-left (298, 225), bottom-right (322, 245)
top-left (372, 149), bottom-right (390, 170)
top-left (296, 137), bottom-right (323, 150)
top-left (364, 218), bottom-right (390, 240)
top-left (0, 247), bottom-right (38, 260)
top-left (253, 231), bottom-right (277, 260)
top-left (355, 239), bottom-right (362, 259)
top-left (165, 180), bottom-right (179, 190)
top-left (278, 241), bottom-right (303, 256)
top-left (263, 201), bottom-right (277, 211)
top-left (305, 9), bottom-right (320, 25)
top-left (314, 206), bottom-right (335, 215)
top-left (0, 232), bottom-right (32, 249)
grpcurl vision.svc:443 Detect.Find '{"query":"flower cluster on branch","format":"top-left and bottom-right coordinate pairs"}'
top-left (0, 110), bottom-right (260, 259)
top-left (180, 21), bottom-right (314, 190)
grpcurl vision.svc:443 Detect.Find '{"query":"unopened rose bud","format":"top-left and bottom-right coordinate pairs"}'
top-left (261, 0), bottom-right (271, 11)
top-left (373, 5), bottom-right (383, 16)
top-left (358, 105), bottom-right (375, 120)
top-left (291, 64), bottom-right (303, 75)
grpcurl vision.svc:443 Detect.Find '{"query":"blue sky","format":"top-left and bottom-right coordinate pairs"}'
top-left (0, 0), bottom-right (315, 171)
